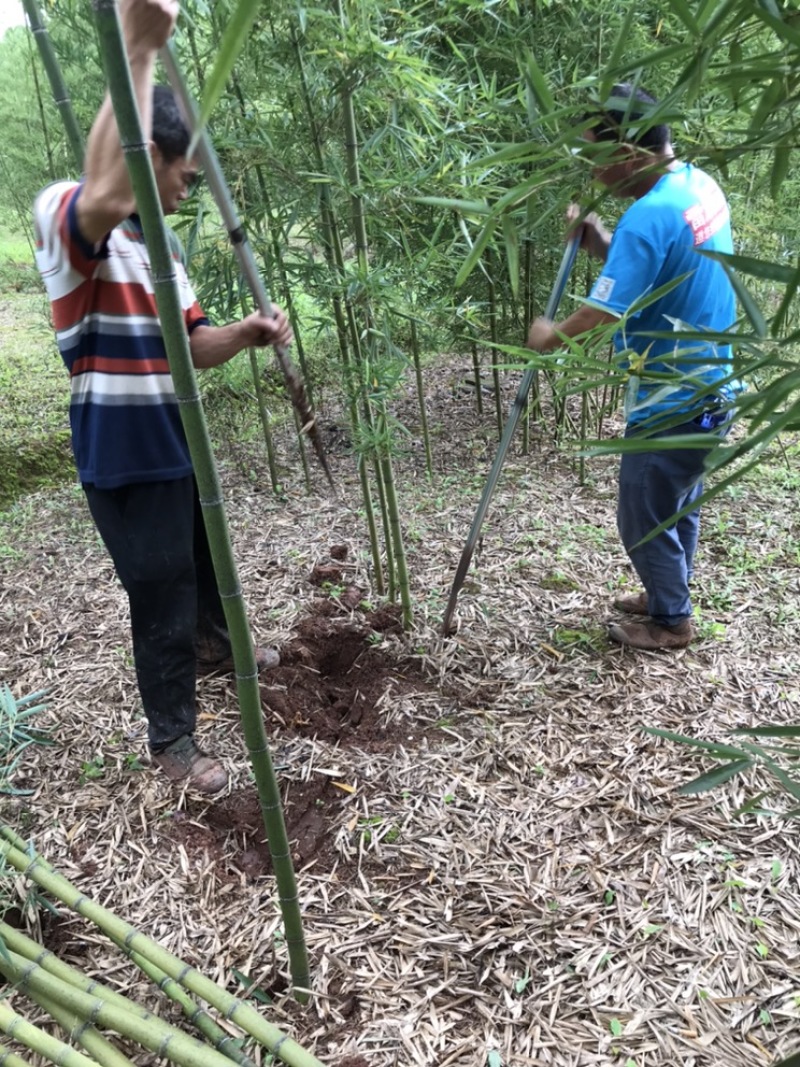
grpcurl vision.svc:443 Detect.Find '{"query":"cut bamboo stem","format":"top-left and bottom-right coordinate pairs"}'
top-left (0, 835), bottom-right (324, 1067)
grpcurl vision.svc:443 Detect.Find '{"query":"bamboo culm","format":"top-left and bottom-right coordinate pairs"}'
top-left (0, 835), bottom-right (324, 1067)
top-left (160, 45), bottom-right (332, 490)
top-left (337, 6), bottom-right (410, 615)
top-left (22, 987), bottom-right (136, 1067)
top-left (92, 4), bottom-right (310, 1003)
top-left (0, 921), bottom-right (257, 1067)
top-left (0, 948), bottom-right (247, 1067)
top-left (21, 0), bottom-right (85, 172)
top-left (0, 1002), bottom-right (98, 1067)
top-left (289, 28), bottom-right (384, 592)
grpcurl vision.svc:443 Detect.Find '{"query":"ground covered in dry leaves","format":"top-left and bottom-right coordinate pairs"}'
top-left (2, 365), bottom-right (800, 1067)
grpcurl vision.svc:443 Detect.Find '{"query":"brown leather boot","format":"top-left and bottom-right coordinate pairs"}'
top-left (196, 647), bottom-right (280, 676)
top-left (608, 618), bottom-right (695, 651)
top-left (613, 591), bottom-right (649, 615)
top-left (151, 735), bottom-right (228, 794)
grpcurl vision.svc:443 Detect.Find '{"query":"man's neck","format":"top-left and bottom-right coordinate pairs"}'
top-left (629, 144), bottom-right (679, 199)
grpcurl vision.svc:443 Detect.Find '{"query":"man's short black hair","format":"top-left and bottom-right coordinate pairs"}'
top-left (152, 85), bottom-right (190, 163)
top-left (587, 82), bottom-right (670, 152)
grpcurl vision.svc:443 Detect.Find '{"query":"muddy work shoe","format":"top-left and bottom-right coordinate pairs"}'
top-left (608, 618), bottom-right (695, 651)
top-left (151, 735), bottom-right (228, 794)
top-left (613, 590), bottom-right (649, 616)
top-left (196, 647), bottom-right (280, 676)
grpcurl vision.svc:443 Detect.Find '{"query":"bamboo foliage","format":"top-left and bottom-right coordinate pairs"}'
top-left (89, 0), bottom-right (310, 1000)
top-left (9, 0), bottom-right (800, 613)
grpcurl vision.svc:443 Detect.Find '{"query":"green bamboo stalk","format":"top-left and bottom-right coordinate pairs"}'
top-left (24, 988), bottom-right (135, 1067)
top-left (338, 61), bottom-right (398, 601)
top-left (469, 336), bottom-right (484, 416)
top-left (92, 3), bottom-right (309, 1002)
top-left (376, 413), bottom-right (412, 628)
top-left (521, 235), bottom-right (534, 456)
top-left (27, 29), bottom-right (55, 180)
top-left (0, 837), bottom-right (324, 1067)
top-left (409, 314), bottom-right (433, 480)
top-left (109, 937), bottom-right (257, 1067)
top-left (486, 251), bottom-right (503, 440)
top-left (442, 234), bottom-right (581, 635)
top-left (160, 45), bottom-right (332, 491)
top-left (289, 28), bottom-right (385, 593)
top-left (246, 349), bottom-right (281, 494)
top-left (21, 0), bottom-right (84, 173)
top-left (0, 1002), bottom-right (98, 1067)
top-left (0, 921), bottom-right (257, 1067)
top-left (0, 1040), bottom-right (36, 1067)
top-left (336, 2), bottom-right (412, 614)
top-left (228, 70), bottom-right (317, 410)
top-left (224, 71), bottom-right (312, 490)
top-left (0, 949), bottom-right (243, 1067)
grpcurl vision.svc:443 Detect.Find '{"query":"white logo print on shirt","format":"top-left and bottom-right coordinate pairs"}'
top-left (593, 275), bottom-right (615, 301)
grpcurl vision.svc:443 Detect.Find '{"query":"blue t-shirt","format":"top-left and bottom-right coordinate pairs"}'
top-left (586, 163), bottom-right (737, 427)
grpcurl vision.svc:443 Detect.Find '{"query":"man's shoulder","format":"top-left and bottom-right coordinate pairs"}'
top-left (34, 179), bottom-right (79, 215)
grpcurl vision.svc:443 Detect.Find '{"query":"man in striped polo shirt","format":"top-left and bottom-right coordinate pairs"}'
top-left (33, 0), bottom-right (293, 793)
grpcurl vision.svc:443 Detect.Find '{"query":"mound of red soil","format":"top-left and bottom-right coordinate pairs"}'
top-left (261, 597), bottom-right (432, 747)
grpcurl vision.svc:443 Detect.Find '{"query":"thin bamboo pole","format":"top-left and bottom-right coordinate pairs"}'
top-left (0, 1041), bottom-right (35, 1067)
top-left (0, 950), bottom-right (247, 1067)
top-left (409, 314), bottom-right (433, 480)
top-left (0, 1002), bottom-right (98, 1067)
top-left (23, 988), bottom-right (135, 1067)
top-left (0, 836), bottom-right (324, 1067)
top-left (442, 233), bottom-right (581, 634)
top-left (469, 336), bottom-right (484, 416)
top-left (486, 251), bottom-right (503, 440)
top-left (0, 921), bottom-right (257, 1067)
top-left (160, 46), bottom-right (332, 491)
top-left (338, 60), bottom-right (398, 602)
top-left (91, 2), bottom-right (309, 1002)
top-left (336, 0), bottom-right (411, 620)
top-left (21, 0), bottom-right (84, 173)
top-left (290, 28), bottom-right (384, 592)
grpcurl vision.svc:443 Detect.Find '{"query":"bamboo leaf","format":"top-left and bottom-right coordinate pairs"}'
top-left (734, 725), bottom-right (800, 738)
top-left (187, 0), bottom-right (262, 158)
top-left (697, 250), bottom-right (797, 285)
top-left (644, 728), bottom-right (750, 759)
top-left (679, 759), bottom-right (754, 795)
top-left (522, 52), bottom-right (555, 116)
top-left (455, 216), bottom-right (499, 288)
top-left (501, 214), bottom-right (519, 300)
top-left (718, 262), bottom-right (767, 338)
top-left (601, 6), bottom-right (641, 94)
top-left (659, 0), bottom-right (701, 36)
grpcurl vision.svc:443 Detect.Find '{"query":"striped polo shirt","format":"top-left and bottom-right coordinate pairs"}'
top-left (34, 181), bottom-right (209, 489)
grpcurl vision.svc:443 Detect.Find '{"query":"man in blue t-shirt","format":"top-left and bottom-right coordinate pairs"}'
top-left (526, 83), bottom-right (737, 651)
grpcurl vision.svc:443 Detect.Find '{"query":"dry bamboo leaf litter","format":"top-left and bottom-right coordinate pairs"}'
top-left (2, 380), bottom-right (800, 1066)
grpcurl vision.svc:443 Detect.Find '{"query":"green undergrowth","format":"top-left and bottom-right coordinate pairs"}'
top-left (0, 243), bottom-right (75, 507)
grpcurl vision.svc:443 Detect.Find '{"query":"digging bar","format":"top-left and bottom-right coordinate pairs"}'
top-left (441, 231), bottom-right (582, 635)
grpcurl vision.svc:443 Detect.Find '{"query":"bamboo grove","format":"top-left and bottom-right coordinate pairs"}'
top-left (6, 0), bottom-right (800, 627)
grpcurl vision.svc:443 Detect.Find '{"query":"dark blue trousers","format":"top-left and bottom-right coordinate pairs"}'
top-left (617, 419), bottom-right (724, 627)
top-left (84, 476), bottom-right (229, 748)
